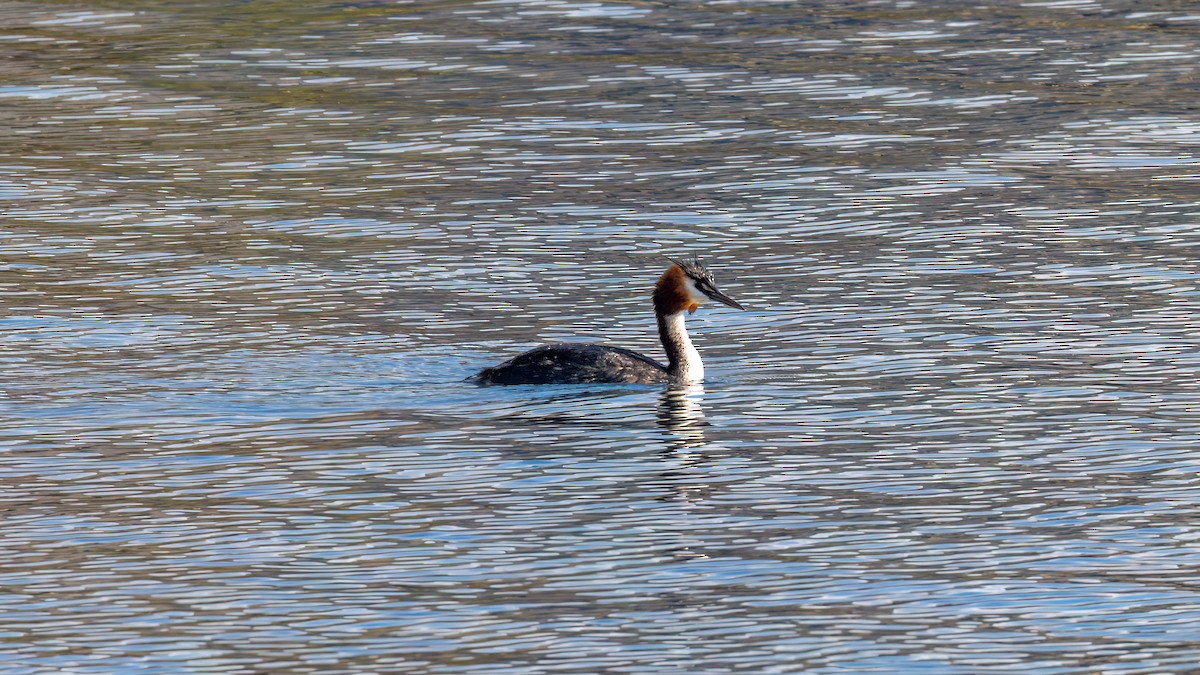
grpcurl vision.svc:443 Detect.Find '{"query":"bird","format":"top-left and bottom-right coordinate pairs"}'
top-left (471, 257), bottom-right (744, 385)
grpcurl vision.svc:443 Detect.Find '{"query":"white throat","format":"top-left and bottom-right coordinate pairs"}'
top-left (660, 311), bottom-right (703, 383)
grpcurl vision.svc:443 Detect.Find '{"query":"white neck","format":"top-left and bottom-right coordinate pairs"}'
top-left (658, 311), bottom-right (703, 383)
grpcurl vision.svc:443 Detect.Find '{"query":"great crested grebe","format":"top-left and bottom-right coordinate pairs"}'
top-left (471, 258), bottom-right (744, 385)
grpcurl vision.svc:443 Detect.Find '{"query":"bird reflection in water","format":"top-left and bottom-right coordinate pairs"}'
top-left (657, 383), bottom-right (710, 461)
top-left (653, 384), bottom-right (719, 562)
top-left (648, 384), bottom-right (710, 562)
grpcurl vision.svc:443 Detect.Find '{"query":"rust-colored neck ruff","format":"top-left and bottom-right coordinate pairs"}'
top-left (653, 264), bottom-right (698, 316)
top-left (652, 264), bottom-right (704, 381)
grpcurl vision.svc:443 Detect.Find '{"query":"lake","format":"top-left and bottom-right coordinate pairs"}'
top-left (2, 0), bottom-right (1200, 671)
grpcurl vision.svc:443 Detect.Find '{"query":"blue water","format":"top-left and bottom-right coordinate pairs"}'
top-left (1, 0), bottom-right (1199, 671)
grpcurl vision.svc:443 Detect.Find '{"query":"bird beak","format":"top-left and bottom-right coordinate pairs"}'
top-left (707, 288), bottom-right (745, 310)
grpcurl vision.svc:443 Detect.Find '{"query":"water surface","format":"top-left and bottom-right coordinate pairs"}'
top-left (2, 0), bottom-right (1200, 671)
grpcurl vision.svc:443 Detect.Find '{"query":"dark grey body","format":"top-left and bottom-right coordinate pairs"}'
top-left (471, 343), bottom-right (669, 385)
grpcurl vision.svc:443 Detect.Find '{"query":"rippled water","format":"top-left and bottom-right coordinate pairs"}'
top-left (2, 0), bottom-right (1200, 671)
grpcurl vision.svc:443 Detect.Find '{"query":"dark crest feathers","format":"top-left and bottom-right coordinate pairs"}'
top-left (663, 255), bottom-right (712, 282)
